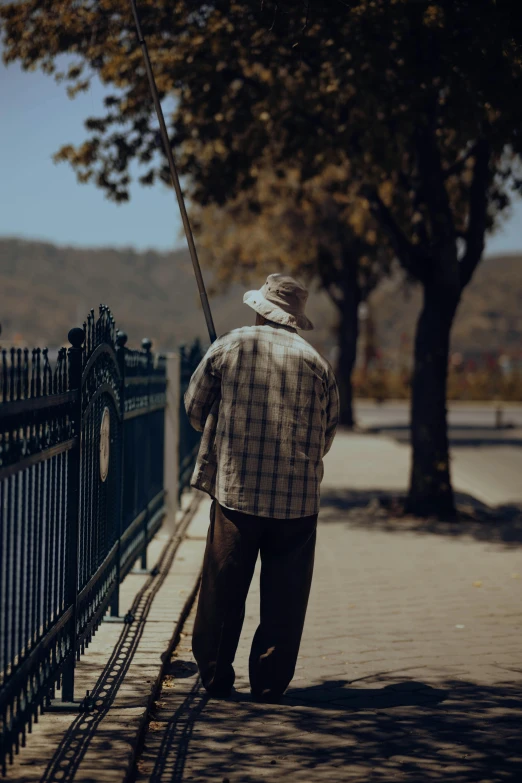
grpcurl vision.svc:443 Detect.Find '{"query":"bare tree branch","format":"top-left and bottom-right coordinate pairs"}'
top-left (324, 284), bottom-right (345, 311)
top-left (443, 141), bottom-right (479, 180)
top-left (360, 186), bottom-right (427, 283)
top-left (415, 124), bottom-right (455, 247)
top-left (460, 139), bottom-right (491, 290)
top-left (316, 247), bottom-right (345, 310)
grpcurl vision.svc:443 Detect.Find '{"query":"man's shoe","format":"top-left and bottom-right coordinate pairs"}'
top-left (205, 684), bottom-right (233, 699)
top-left (251, 689), bottom-right (283, 704)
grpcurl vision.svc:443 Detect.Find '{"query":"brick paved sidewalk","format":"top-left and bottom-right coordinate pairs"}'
top-left (135, 436), bottom-right (522, 783)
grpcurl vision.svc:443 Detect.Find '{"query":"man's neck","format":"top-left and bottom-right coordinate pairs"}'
top-left (261, 320), bottom-right (297, 334)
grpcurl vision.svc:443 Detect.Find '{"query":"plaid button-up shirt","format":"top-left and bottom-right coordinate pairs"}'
top-left (184, 323), bottom-right (339, 519)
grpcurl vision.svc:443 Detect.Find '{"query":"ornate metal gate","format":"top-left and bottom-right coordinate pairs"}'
top-left (75, 308), bottom-right (123, 671)
top-left (0, 305), bottom-right (168, 771)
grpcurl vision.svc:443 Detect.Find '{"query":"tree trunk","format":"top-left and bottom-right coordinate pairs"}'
top-left (406, 283), bottom-right (460, 517)
top-left (336, 266), bottom-right (361, 429)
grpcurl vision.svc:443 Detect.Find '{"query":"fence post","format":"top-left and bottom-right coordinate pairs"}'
top-left (110, 331), bottom-right (127, 617)
top-left (61, 327), bottom-right (84, 703)
top-left (140, 338), bottom-right (152, 571)
top-left (163, 352), bottom-right (180, 535)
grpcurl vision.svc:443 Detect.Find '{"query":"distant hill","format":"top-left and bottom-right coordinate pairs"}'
top-left (1, 237), bottom-right (521, 362)
top-left (0, 237), bottom-right (337, 355)
top-left (369, 253), bottom-right (522, 364)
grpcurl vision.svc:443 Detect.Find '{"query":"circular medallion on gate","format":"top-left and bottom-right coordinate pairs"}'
top-left (100, 407), bottom-right (110, 482)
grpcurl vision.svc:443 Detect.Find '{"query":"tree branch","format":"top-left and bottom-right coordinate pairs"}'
top-left (415, 124), bottom-right (455, 246)
top-left (324, 284), bottom-right (345, 312)
top-left (361, 186), bottom-right (427, 283)
top-left (317, 249), bottom-right (345, 311)
top-left (443, 141), bottom-right (479, 180)
top-left (459, 139), bottom-right (491, 290)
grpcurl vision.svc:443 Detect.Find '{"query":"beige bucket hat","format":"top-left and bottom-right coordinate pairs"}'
top-left (243, 273), bottom-right (314, 331)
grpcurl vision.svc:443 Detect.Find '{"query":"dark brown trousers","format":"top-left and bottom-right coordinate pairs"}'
top-left (192, 501), bottom-right (317, 700)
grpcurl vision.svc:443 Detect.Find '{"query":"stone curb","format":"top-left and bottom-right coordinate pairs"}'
top-left (354, 399), bottom-right (522, 408)
top-left (7, 494), bottom-right (209, 783)
top-left (124, 508), bottom-right (206, 783)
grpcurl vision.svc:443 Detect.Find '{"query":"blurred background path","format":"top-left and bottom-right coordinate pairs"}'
top-left (335, 401), bottom-right (522, 508)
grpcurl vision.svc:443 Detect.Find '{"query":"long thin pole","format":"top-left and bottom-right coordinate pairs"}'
top-left (129, 0), bottom-right (217, 343)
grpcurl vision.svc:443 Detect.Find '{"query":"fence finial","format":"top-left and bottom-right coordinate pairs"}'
top-left (68, 328), bottom-right (85, 349)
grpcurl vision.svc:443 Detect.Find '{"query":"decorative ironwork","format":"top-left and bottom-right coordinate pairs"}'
top-left (0, 305), bottom-right (168, 774)
top-left (99, 407), bottom-right (110, 482)
top-left (120, 336), bottom-right (167, 576)
top-left (0, 347), bottom-right (71, 473)
top-left (75, 306), bottom-right (122, 671)
top-left (0, 342), bottom-right (76, 773)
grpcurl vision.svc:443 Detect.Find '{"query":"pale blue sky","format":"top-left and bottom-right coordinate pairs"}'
top-left (1, 53), bottom-right (184, 251)
top-left (1, 52), bottom-right (522, 254)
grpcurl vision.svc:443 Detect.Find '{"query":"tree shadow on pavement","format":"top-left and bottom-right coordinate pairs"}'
top-left (140, 665), bottom-right (522, 782)
top-left (277, 678), bottom-right (447, 710)
top-left (319, 489), bottom-right (522, 547)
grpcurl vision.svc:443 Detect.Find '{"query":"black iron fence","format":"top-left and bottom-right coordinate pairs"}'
top-left (0, 342), bottom-right (74, 773)
top-left (0, 306), bottom-right (209, 774)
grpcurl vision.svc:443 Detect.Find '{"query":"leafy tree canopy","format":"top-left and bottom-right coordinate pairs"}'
top-left (4, 0), bottom-right (520, 290)
top-left (3, 2), bottom-right (521, 265)
top-left (193, 162), bottom-right (390, 302)
top-left (1, 6), bottom-right (522, 189)
top-left (3, 2), bottom-right (521, 214)
top-left (4, 0), bottom-right (522, 510)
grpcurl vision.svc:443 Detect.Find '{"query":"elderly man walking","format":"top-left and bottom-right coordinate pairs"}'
top-left (185, 274), bottom-right (339, 702)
